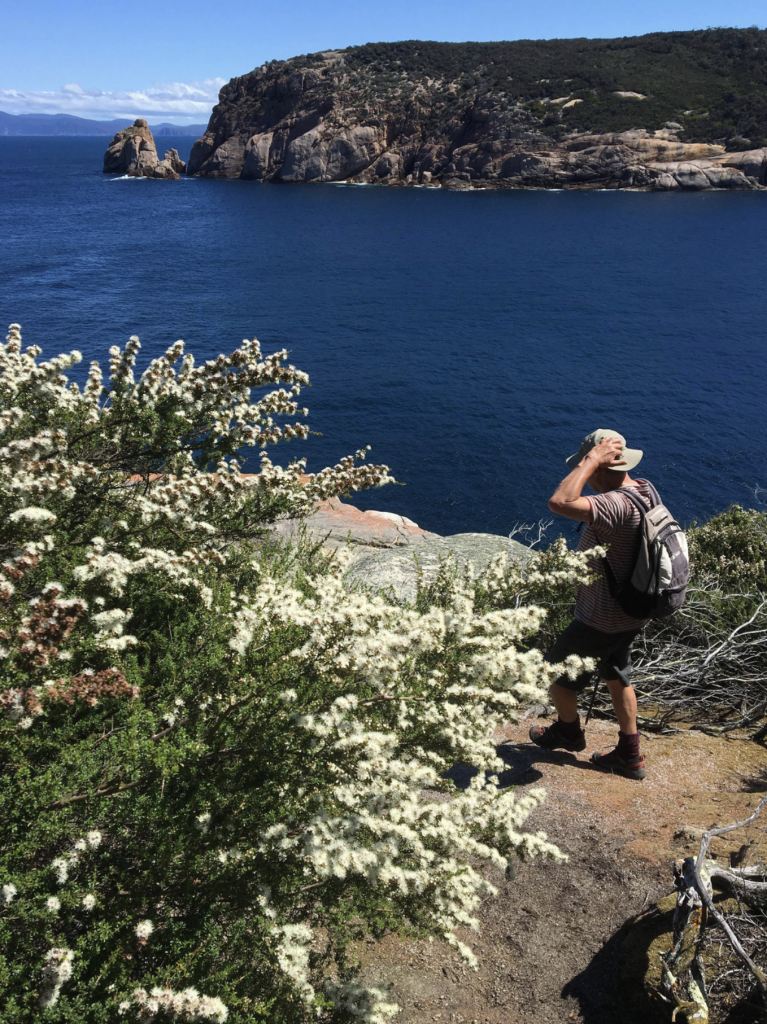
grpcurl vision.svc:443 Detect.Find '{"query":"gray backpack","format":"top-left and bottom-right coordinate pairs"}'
top-left (602, 483), bottom-right (689, 620)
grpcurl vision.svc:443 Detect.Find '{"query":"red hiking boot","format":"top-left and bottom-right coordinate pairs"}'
top-left (590, 747), bottom-right (646, 781)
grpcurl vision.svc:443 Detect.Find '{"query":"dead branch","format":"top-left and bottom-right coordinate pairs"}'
top-left (693, 795), bottom-right (767, 1007)
top-left (584, 592), bottom-right (767, 732)
top-left (656, 796), bottom-right (767, 1022)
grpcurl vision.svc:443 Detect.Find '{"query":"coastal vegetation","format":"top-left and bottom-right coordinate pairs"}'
top-left (0, 324), bottom-right (600, 1022)
top-left (298, 29), bottom-right (767, 145)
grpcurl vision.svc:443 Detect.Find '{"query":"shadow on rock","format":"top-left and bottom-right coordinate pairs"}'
top-left (562, 897), bottom-right (676, 1024)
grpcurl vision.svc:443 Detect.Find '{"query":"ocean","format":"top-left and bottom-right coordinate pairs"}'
top-left (1, 135), bottom-right (765, 540)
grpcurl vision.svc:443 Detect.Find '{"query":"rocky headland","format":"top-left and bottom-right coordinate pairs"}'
top-left (268, 495), bottom-right (529, 603)
top-left (103, 119), bottom-right (186, 179)
top-left (187, 32), bottom-right (767, 191)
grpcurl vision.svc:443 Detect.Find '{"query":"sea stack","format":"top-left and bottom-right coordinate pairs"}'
top-left (103, 119), bottom-right (187, 179)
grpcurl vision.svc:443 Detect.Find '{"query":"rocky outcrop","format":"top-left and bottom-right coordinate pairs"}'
top-left (269, 496), bottom-right (441, 549)
top-left (266, 496), bottom-right (529, 603)
top-left (187, 48), bottom-right (767, 192)
top-left (152, 148), bottom-right (186, 179)
top-left (103, 120), bottom-right (187, 179)
top-left (345, 533), bottom-right (530, 604)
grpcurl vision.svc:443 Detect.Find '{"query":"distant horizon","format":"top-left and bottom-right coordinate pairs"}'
top-left (0, 109), bottom-right (209, 131)
top-left (3, 16), bottom-right (765, 122)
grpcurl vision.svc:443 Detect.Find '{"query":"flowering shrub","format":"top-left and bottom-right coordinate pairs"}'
top-left (0, 324), bottom-right (597, 1022)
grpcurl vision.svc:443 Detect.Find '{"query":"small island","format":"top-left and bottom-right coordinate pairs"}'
top-left (103, 118), bottom-right (186, 179)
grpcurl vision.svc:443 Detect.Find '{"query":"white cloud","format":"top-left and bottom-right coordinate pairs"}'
top-left (0, 78), bottom-right (227, 124)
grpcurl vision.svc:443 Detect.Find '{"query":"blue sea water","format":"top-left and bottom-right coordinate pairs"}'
top-left (1, 136), bottom-right (766, 538)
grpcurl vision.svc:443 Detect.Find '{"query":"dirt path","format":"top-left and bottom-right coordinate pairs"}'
top-left (362, 717), bottom-right (767, 1024)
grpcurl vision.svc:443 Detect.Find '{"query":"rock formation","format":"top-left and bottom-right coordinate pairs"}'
top-left (187, 43), bottom-right (767, 191)
top-left (270, 496), bottom-right (440, 549)
top-left (267, 496), bottom-right (529, 603)
top-left (103, 120), bottom-right (187, 179)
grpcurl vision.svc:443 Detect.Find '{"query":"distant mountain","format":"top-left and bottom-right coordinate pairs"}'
top-left (0, 111), bottom-right (207, 137)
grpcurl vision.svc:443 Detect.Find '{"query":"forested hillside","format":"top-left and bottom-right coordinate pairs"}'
top-left (315, 29), bottom-right (767, 146)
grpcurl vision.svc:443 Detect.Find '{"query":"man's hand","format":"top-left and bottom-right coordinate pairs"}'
top-left (582, 436), bottom-right (626, 469)
top-left (548, 436), bottom-right (627, 523)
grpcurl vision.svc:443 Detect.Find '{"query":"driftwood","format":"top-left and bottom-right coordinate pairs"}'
top-left (584, 593), bottom-right (767, 734)
top-left (656, 795), bottom-right (767, 1023)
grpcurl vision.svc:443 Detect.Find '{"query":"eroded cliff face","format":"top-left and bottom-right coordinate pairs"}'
top-left (188, 51), bottom-right (767, 191)
top-left (103, 120), bottom-right (187, 179)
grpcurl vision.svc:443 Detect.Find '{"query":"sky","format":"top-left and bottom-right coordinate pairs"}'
top-left (2, 0), bottom-right (765, 123)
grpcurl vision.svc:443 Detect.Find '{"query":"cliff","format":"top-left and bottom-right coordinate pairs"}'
top-left (187, 31), bottom-right (767, 191)
top-left (103, 119), bottom-right (187, 179)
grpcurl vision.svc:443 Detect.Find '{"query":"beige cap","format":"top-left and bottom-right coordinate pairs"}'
top-left (566, 428), bottom-right (643, 472)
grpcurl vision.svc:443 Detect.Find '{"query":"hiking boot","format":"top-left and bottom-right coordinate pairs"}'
top-left (528, 721), bottom-right (587, 753)
top-left (590, 748), bottom-right (646, 781)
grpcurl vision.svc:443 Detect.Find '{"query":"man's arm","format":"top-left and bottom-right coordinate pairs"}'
top-left (548, 437), bottom-right (626, 523)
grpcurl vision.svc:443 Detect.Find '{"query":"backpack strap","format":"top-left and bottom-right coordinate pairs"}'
top-left (601, 553), bottom-right (619, 596)
top-left (617, 480), bottom-right (663, 514)
top-left (599, 484), bottom-right (654, 597)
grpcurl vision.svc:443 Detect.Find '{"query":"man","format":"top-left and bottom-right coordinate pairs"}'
top-left (529, 429), bottom-right (653, 781)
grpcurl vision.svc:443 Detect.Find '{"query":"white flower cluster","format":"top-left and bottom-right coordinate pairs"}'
top-left (0, 326), bottom-right (393, 660)
top-left (194, 812), bottom-right (212, 834)
top-left (39, 947), bottom-right (74, 1008)
top-left (118, 986), bottom-right (229, 1021)
top-left (479, 537), bottom-right (606, 600)
top-left (0, 534), bottom-right (56, 604)
top-left (325, 981), bottom-right (400, 1024)
top-left (135, 919), bottom-right (154, 941)
top-left (228, 546), bottom-right (596, 977)
top-left (91, 606), bottom-right (136, 651)
top-left (0, 882), bottom-right (17, 906)
top-left (271, 921), bottom-right (315, 1003)
top-left (73, 538), bottom-right (219, 607)
top-left (8, 506), bottom-right (56, 524)
top-left (49, 830), bottom-right (103, 884)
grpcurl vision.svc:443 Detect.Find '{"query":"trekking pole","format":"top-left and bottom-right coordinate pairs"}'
top-left (584, 675), bottom-right (600, 728)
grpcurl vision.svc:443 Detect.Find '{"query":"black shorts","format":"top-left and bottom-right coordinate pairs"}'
top-left (544, 619), bottom-right (641, 692)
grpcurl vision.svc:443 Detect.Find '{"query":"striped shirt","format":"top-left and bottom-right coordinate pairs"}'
top-left (575, 480), bottom-right (654, 634)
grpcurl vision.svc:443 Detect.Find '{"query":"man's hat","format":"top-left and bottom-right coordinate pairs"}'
top-left (566, 429), bottom-right (643, 472)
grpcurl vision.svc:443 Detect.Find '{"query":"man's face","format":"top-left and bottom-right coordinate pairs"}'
top-left (586, 466), bottom-right (602, 492)
top-left (588, 465), bottom-right (624, 493)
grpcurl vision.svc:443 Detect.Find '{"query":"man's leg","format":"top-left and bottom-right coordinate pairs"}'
top-left (591, 677), bottom-right (645, 779)
top-left (549, 681), bottom-right (579, 723)
top-left (528, 679), bottom-right (585, 751)
top-left (603, 678), bottom-right (638, 734)
top-left (530, 620), bottom-right (593, 752)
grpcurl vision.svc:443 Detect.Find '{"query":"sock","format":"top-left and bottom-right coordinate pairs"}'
top-left (556, 716), bottom-right (583, 739)
top-left (617, 730), bottom-right (640, 759)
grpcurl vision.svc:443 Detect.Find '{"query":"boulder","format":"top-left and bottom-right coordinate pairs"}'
top-left (242, 132), bottom-right (275, 178)
top-left (269, 496), bottom-right (440, 549)
top-left (264, 496), bottom-right (530, 601)
top-left (188, 132), bottom-right (248, 177)
top-left (721, 146), bottom-right (767, 185)
top-left (271, 125), bottom-right (384, 183)
top-left (148, 148), bottom-right (187, 180)
top-left (345, 533), bottom-right (531, 604)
